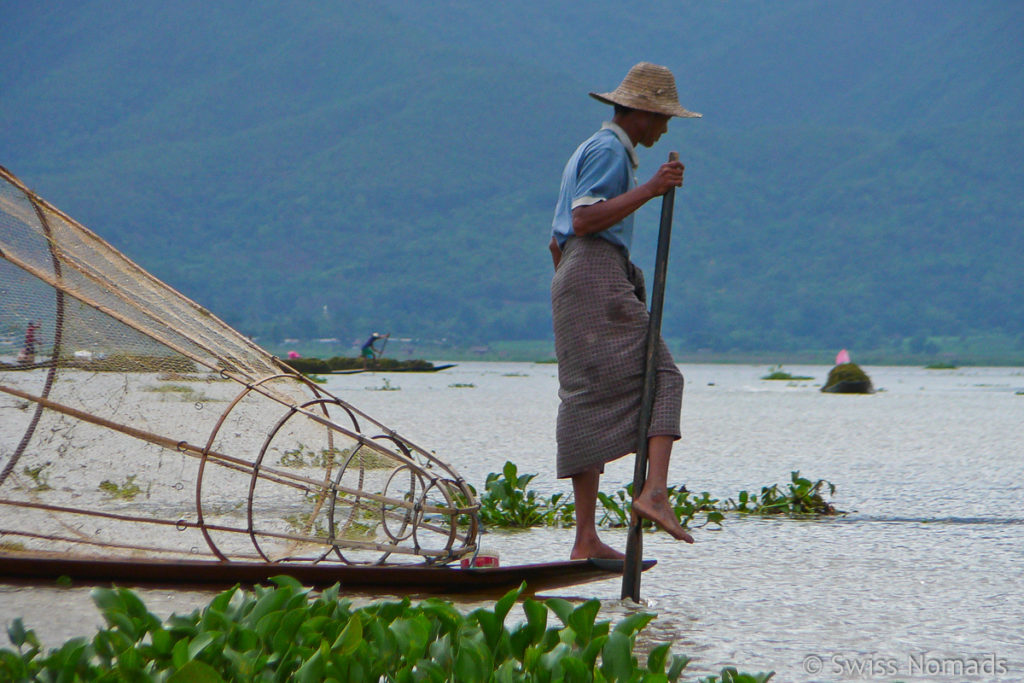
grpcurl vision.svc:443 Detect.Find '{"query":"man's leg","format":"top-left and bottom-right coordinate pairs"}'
top-left (633, 435), bottom-right (694, 543)
top-left (570, 466), bottom-right (625, 560)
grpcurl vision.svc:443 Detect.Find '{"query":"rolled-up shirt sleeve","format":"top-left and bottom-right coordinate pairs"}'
top-left (571, 145), bottom-right (627, 210)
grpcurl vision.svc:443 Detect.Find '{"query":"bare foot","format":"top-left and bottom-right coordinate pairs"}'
top-left (633, 488), bottom-right (695, 543)
top-left (570, 540), bottom-right (626, 561)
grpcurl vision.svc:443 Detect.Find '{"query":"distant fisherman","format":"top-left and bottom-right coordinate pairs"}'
top-left (361, 332), bottom-right (388, 361)
top-left (549, 63), bottom-right (700, 559)
top-left (16, 321), bottom-right (39, 365)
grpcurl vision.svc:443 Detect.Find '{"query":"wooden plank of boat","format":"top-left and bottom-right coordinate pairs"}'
top-left (0, 554), bottom-right (655, 596)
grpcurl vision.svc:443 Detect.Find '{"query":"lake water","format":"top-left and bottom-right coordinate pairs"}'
top-left (3, 362), bottom-right (1022, 681)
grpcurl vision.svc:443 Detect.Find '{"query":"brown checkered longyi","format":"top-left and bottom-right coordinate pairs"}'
top-left (551, 236), bottom-right (683, 479)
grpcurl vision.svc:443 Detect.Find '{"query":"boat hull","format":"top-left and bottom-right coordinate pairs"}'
top-left (0, 554), bottom-right (655, 596)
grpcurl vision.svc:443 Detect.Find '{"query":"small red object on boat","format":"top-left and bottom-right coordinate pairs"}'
top-left (461, 552), bottom-right (499, 569)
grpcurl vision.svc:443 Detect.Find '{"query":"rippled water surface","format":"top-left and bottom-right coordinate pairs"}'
top-left (3, 363), bottom-right (1022, 681)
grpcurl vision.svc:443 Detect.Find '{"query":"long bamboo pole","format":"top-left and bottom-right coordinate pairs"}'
top-left (622, 151), bottom-right (679, 601)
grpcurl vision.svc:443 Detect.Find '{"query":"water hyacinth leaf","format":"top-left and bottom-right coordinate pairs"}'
top-left (454, 637), bottom-right (490, 682)
top-left (523, 598), bottom-right (548, 642)
top-left (613, 611), bottom-right (656, 637)
top-left (667, 654), bottom-right (692, 680)
top-left (116, 645), bottom-right (143, 672)
top-left (171, 638), bottom-right (189, 669)
top-left (494, 583), bottom-right (524, 625)
top-left (247, 587), bottom-right (292, 626)
top-left (149, 627), bottom-right (173, 656)
top-left (389, 615), bottom-right (430, 660)
top-left (427, 632), bottom-right (454, 669)
top-left (187, 630), bottom-right (217, 660)
top-left (255, 609), bottom-right (284, 641)
top-left (269, 574), bottom-right (306, 593)
top-left (7, 618), bottom-right (28, 648)
top-left (601, 630), bottom-right (635, 682)
top-left (544, 598), bottom-right (575, 626)
top-left (647, 642), bottom-right (671, 673)
top-left (331, 613), bottom-right (362, 656)
top-left (471, 608), bottom-right (502, 650)
top-left (231, 627), bottom-right (259, 653)
top-left (567, 599), bottom-right (600, 645)
top-left (580, 634), bottom-right (608, 669)
top-left (293, 646), bottom-right (325, 683)
top-left (208, 586), bottom-right (237, 615)
top-left (365, 617), bottom-right (397, 661)
top-left (50, 638), bottom-right (90, 674)
top-left (560, 654), bottom-right (590, 681)
top-left (167, 658), bottom-right (225, 683)
top-left (538, 641), bottom-right (572, 678)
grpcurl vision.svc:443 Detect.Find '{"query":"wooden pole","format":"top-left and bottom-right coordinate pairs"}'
top-left (622, 151), bottom-right (679, 601)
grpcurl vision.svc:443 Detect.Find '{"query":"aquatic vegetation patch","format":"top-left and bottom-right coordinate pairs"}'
top-left (0, 580), bottom-right (775, 681)
top-left (728, 472), bottom-right (837, 515)
top-left (98, 475), bottom-right (143, 500)
top-left (448, 383), bottom-right (476, 388)
top-left (477, 461), bottom-right (574, 528)
top-left (924, 362), bottom-right (958, 369)
top-left (821, 362), bottom-right (874, 393)
top-left (144, 383), bottom-right (217, 403)
top-left (366, 378), bottom-right (400, 391)
top-left (760, 365), bottom-right (813, 381)
top-left (20, 464), bottom-right (51, 492)
top-left (598, 484), bottom-right (724, 530)
top-left (479, 462), bottom-right (839, 530)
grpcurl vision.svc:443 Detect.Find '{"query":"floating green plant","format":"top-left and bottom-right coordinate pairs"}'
top-left (366, 378), bottom-right (400, 391)
top-left (728, 471), bottom-right (837, 515)
top-left (144, 383), bottom-right (216, 403)
top-left (20, 464), bottom-right (51, 492)
top-left (0, 580), bottom-right (772, 681)
top-left (477, 461), bottom-right (574, 528)
top-left (478, 462), bottom-right (838, 530)
top-left (924, 362), bottom-right (958, 369)
top-left (98, 475), bottom-right (142, 500)
top-left (760, 365), bottom-right (813, 381)
top-left (448, 383), bottom-right (476, 388)
top-left (598, 484), bottom-right (724, 530)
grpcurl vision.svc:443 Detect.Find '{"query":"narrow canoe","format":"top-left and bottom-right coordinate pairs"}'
top-left (0, 554), bottom-right (655, 596)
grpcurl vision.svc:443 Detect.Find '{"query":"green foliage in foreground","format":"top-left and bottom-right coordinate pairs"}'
top-left (1, 577), bottom-right (773, 682)
top-left (479, 462), bottom-right (838, 529)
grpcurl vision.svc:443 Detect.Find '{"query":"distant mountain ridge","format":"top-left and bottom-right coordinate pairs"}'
top-left (2, 1), bottom-right (1021, 354)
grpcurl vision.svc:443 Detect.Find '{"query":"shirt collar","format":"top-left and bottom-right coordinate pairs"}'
top-left (601, 121), bottom-right (639, 169)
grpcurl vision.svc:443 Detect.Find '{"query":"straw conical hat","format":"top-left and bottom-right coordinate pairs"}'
top-left (590, 62), bottom-right (701, 118)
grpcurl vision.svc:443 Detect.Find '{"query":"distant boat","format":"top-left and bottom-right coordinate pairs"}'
top-left (284, 356), bottom-right (456, 374)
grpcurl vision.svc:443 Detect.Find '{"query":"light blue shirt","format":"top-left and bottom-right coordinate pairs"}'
top-left (551, 121), bottom-right (639, 254)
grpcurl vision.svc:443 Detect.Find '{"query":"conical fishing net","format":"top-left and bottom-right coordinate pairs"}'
top-left (0, 165), bottom-right (479, 567)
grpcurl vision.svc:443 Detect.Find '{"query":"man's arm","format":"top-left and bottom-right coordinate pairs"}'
top-left (572, 161), bottom-right (684, 237)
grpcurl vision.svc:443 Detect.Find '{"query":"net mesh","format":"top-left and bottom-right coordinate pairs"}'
top-left (0, 166), bottom-right (478, 567)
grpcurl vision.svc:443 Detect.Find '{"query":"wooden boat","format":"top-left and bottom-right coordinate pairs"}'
top-left (0, 166), bottom-right (653, 599)
top-left (0, 553), bottom-right (655, 596)
top-left (322, 363), bottom-right (457, 375)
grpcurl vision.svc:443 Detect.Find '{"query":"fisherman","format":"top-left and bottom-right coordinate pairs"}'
top-left (549, 62), bottom-right (700, 560)
top-left (16, 321), bottom-right (39, 365)
top-left (360, 332), bottom-right (387, 361)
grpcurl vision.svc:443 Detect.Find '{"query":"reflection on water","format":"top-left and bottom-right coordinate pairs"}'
top-left (3, 363), bottom-right (1023, 681)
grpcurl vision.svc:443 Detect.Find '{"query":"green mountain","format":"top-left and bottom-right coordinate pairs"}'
top-left (2, 1), bottom-right (1022, 357)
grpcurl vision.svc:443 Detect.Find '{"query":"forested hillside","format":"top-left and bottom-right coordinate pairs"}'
top-left (2, 1), bottom-right (1021, 357)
